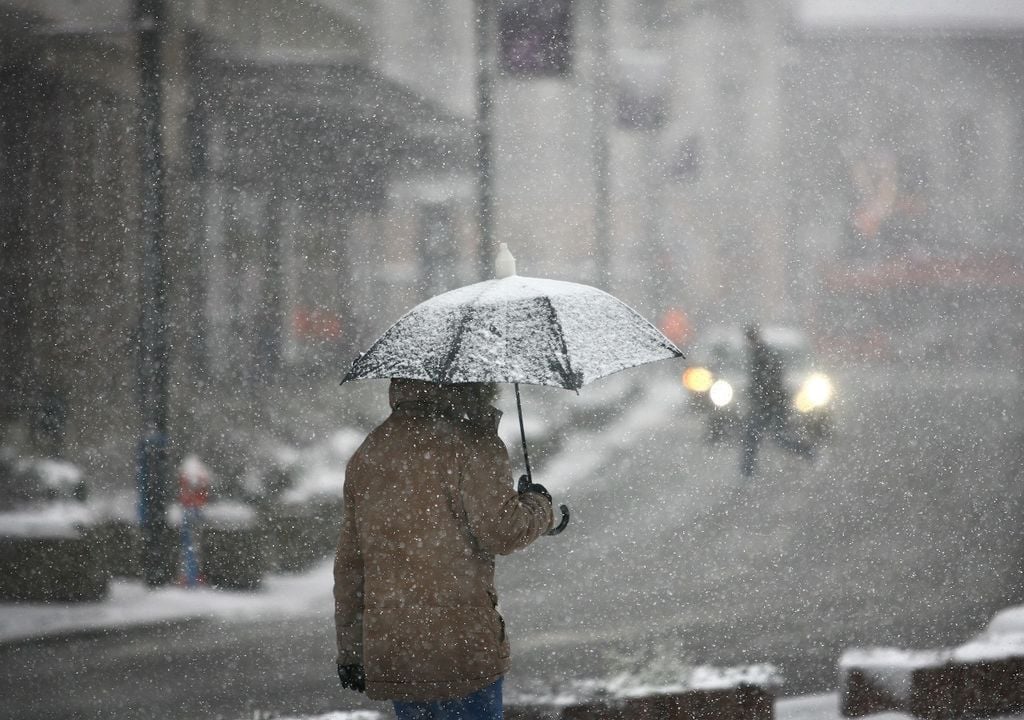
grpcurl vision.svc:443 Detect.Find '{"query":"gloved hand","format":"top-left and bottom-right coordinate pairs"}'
top-left (337, 664), bottom-right (366, 693)
top-left (517, 474), bottom-right (552, 503)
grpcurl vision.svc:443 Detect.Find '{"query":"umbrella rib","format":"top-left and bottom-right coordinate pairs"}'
top-left (437, 299), bottom-right (478, 384)
top-left (539, 296), bottom-right (582, 390)
top-left (436, 280), bottom-right (499, 383)
top-left (341, 326), bottom-right (393, 382)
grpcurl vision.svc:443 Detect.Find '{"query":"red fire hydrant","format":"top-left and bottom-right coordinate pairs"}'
top-left (178, 454), bottom-right (211, 586)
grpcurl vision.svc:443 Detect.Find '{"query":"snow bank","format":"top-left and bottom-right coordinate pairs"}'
top-left (276, 428), bottom-right (365, 506)
top-left (256, 713), bottom-right (382, 720)
top-left (0, 501), bottom-right (98, 539)
top-left (509, 663), bottom-right (781, 708)
top-left (839, 603), bottom-right (1024, 714)
top-left (0, 558), bottom-right (334, 645)
top-left (840, 602), bottom-right (1024, 675)
top-left (29, 457), bottom-right (83, 493)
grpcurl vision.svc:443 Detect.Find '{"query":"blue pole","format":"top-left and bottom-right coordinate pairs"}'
top-left (180, 507), bottom-right (200, 587)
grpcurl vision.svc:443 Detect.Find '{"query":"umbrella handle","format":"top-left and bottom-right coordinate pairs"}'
top-left (514, 382), bottom-right (534, 482)
top-left (514, 383), bottom-right (569, 537)
top-left (546, 504), bottom-right (570, 536)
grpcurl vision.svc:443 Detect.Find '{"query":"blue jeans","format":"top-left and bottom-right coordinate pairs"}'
top-left (393, 678), bottom-right (503, 720)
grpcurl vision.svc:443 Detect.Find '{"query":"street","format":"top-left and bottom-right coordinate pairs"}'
top-left (500, 364), bottom-right (1024, 696)
top-left (1, 363), bottom-right (1022, 719)
top-left (6, 3), bottom-right (1024, 720)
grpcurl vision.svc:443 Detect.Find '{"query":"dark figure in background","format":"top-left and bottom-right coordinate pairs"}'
top-left (740, 323), bottom-right (810, 477)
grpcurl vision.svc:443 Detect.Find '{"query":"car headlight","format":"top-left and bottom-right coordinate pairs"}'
top-left (682, 366), bottom-right (714, 393)
top-left (709, 379), bottom-right (734, 407)
top-left (794, 373), bottom-right (833, 413)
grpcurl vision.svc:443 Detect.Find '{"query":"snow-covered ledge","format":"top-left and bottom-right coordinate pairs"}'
top-left (506, 664), bottom-right (780, 720)
top-left (839, 604), bottom-right (1024, 718)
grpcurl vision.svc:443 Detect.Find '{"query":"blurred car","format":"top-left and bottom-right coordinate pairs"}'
top-left (0, 449), bottom-right (109, 601)
top-left (681, 326), bottom-right (835, 446)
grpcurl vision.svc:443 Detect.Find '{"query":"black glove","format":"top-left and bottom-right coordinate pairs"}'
top-left (518, 474), bottom-right (552, 503)
top-left (337, 663), bottom-right (366, 693)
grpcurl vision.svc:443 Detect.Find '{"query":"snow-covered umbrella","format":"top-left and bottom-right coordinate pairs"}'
top-left (341, 244), bottom-right (684, 534)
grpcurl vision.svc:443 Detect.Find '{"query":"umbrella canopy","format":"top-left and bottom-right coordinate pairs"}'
top-left (342, 274), bottom-right (682, 390)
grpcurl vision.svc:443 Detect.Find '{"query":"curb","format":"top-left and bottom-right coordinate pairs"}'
top-left (509, 683), bottom-right (775, 720)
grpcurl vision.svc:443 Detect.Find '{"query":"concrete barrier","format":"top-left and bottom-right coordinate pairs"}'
top-left (509, 666), bottom-right (777, 720)
top-left (908, 657), bottom-right (1024, 719)
top-left (556, 684), bottom-right (773, 720)
top-left (0, 533), bottom-right (108, 602)
top-left (94, 517), bottom-right (143, 579)
top-left (262, 502), bottom-right (340, 573)
top-left (200, 526), bottom-right (265, 589)
top-left (168, 500), bottom-right (267, 589)
top-left (840, 667), bottom-right (903, 717)
top-left (840, 648), bottom-right (1024, 719)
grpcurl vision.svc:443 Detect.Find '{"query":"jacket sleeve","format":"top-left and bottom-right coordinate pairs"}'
top-left (459, 433), bottom-right (554, 556)
top-left (333, 462), bottom-right (364, 665)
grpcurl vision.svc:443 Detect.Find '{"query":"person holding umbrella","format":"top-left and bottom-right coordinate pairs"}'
top-left (336, 244), bottom-right (682, 717)
top-left (333, 377), bottom-right (554, 719)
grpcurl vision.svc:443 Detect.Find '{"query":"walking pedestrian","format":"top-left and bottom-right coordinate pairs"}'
top-left (740, 323), bottom-right (788, 477)
top-left (333, 379), bottom-right (554, 720)
top-left (740, 323), bottom-right (815, 477)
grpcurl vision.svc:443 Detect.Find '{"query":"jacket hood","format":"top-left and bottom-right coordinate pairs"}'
top-left (388, 378), bottom-right (459, 412)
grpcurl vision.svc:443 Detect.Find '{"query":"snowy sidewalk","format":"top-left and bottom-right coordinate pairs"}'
top-left (0, 549), bottom-right (871, 720)
top-left (215, 695), bottom-right (1024, 720)
top-left (0, 558), bottom-right (335, 646)
top-left (4, 528), bottom-right (1024, 720)
top-left (3, 370), bottom-right (1024, 719)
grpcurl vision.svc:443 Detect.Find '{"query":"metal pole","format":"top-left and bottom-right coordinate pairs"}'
top-left (591, 0), bottom-right (613, 290)
top-left (136, 0), bottom-right (174, 586)
top-left (475, 0), bottom-right (495, 281)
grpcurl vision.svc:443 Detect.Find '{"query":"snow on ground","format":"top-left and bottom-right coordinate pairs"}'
top-left (0, 501), bottom-right (99, 539)
top-left (832, 604), bottom-right (1024, 717)
top-left (255, 710), bottom-right (864, 720)
top-left (775, 694), bottom-right (887, 719)
top-left (257, 694), bottom-right (1023, 720)
top-left (4, 373), bottom-right (1024, 719)
top-left (217, 695), bottom-right (1024, 720)
top-left (6, 548), bottom-right (1023, 720)
top-left (0, 558), bottom-right (334, 645)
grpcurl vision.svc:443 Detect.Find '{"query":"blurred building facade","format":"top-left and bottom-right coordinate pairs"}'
top-left (786, 1), bottom-right (1024, 363)
top-left (1, 0), bottom-right (1021, 494)
top-left (0, 0), bottom-right (478, 491)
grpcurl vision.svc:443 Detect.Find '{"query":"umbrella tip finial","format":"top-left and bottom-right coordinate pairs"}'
top-left (495, 242), bottom-right (517, 279)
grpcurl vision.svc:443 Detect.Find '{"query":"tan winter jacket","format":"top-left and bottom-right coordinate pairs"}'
top-left (334, 380), bottom-right (554, 701)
